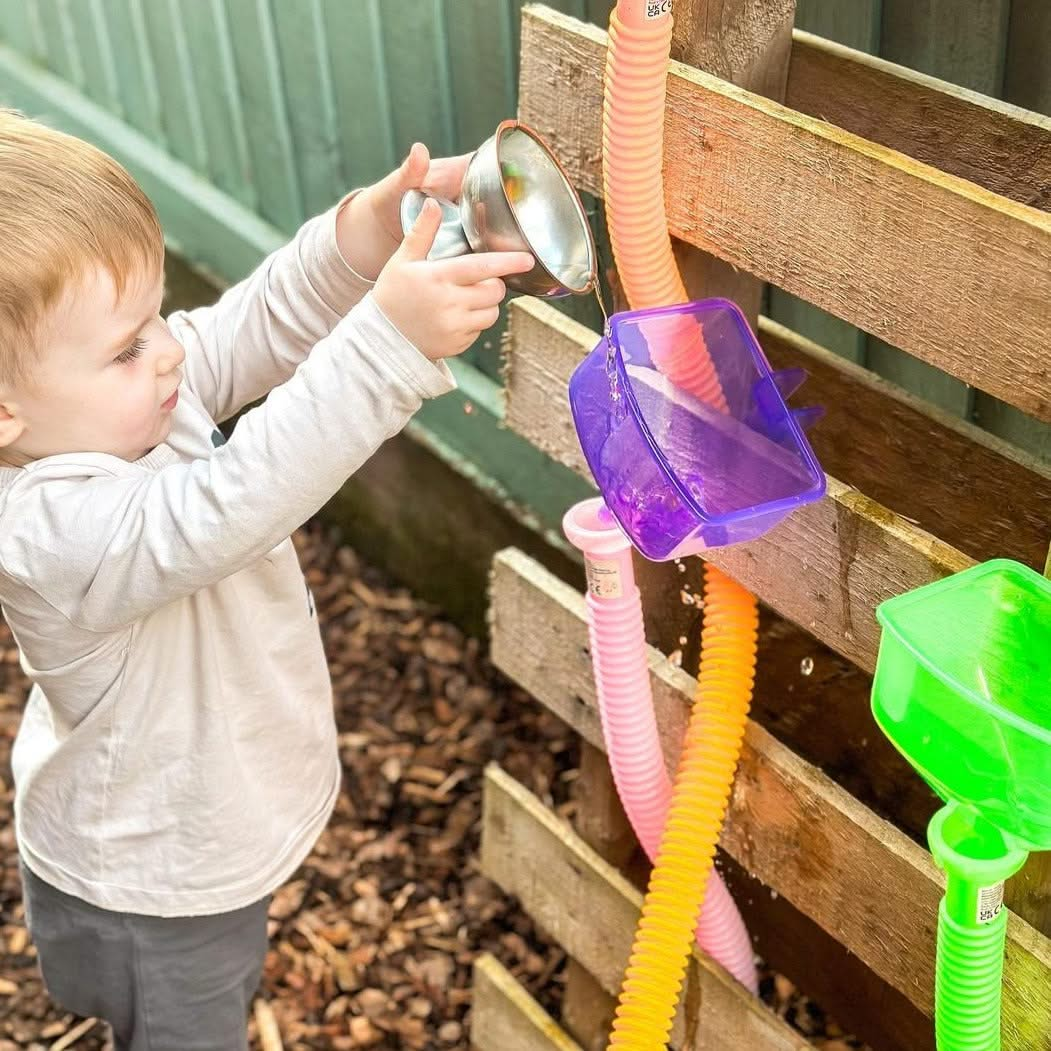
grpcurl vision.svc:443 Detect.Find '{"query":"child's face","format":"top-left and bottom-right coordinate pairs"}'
top-left (0, 264), bottom-right (185, 465)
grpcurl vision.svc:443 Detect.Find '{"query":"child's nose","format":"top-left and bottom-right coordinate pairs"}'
top-left (158, 339), bottom-right (185, 374)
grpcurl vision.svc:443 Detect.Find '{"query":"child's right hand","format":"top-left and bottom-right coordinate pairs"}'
top-left (373, 198), bottom-right (535, 361)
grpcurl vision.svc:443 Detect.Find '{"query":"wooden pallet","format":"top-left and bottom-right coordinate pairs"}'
top-left (474, 4), bottom-right (1051, 1049)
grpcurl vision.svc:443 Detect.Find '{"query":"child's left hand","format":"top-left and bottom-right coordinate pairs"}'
top-left (336, 143), bottom-right (471, 281)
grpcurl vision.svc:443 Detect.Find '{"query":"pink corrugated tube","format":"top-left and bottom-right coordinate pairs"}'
top-left (563, 498), bottom-right (758, 992)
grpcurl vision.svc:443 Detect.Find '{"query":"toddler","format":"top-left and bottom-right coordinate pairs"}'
top-left (0, 109), bottom-right (532, 1050)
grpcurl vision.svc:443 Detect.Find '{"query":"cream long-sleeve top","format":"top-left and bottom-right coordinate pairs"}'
top-left (0, 202), bottom-right (455, 916)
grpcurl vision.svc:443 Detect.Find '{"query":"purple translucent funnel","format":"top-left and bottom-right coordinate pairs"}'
top-left (568, 299), bottom-right (825, 560)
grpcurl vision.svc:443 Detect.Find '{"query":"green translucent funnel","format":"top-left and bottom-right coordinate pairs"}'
top-left (872, 559), bottom-right (1051, 1050)
top-left (873, 558), bottom-right (1051, 852)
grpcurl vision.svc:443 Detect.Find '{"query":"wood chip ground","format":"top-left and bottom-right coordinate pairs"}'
top-left (0, 521), bottom-right (867, 1049)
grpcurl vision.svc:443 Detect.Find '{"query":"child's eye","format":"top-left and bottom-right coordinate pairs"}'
top-left (114, 337), bottom-right (147, 365)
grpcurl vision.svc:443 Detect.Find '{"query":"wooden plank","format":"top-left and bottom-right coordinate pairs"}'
top-left (719, 852), bottom-right (934, 1051)
top-left (560, 743), bottom-right (635, 1051)
top-left (95, 0), bottom-right (165, 144)
top-left (445, 0), bottom-right (517, 151)
top-left (64, 0), bottom-right (120, 115)
top-left (177, 0), bottom-right (258, 211)
top-left (666, 0), bottom-right (797, 327)
top-left (482, 764), bottom-right (814, 1051)
top-left (222, 0), bottom-right (304, 232)
top-left (487, 548), bottom-right (1051, 1049)
top-left (504, 298), bottom-right (974, 673)
top-left (321, 0), bottom-right (396, 187)
top-left (757, 316), bottom-right (1051, 571)
top-left (880, 0), bottom-right (1009, 96)
top-left (517, 7), bottom-right (1051, 421)
top-left (472, 953), bottom-right (583, 1051)
top-left (868, 0), bottom-right (1011, 415)
top-left (380, 0), bottom-right (455, 160)
top-left (766, 288), bottom-right (866, 365)
top-left (269, 0), bottom-right (344, 217)
top-left (786, 31), bottom-right (1051, 212)
top-left (1005, 0), bottom-right (1051, 116)
top-left (139, 0), bottom-right (209, 173)
top-left (32, 0), bottom-right (81, 87)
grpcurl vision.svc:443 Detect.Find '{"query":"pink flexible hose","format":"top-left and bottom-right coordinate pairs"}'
top-left (563, 499), bottom-right (758, 992)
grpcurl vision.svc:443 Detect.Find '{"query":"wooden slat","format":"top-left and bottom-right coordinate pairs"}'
top-left (177, 0), bottom-right (258, 211)
top-left (222, 0), bottom-right (304, 232)
top-left (787, 31), bottom-right (1051, 212)
top-left (757, 316), bottom-right (1051, 570)
top-left (96, 0), bottom-right (166, 144)
top-left (666, 0), bottom-right (797, 328)
top-left (63, 0), bottom-right (120, 116)
top-left (380, 0), bottom-right (456, 160)
top-left (32, 0), bottom-right (80, 88)
top-left (880, 0), bottom-right (1009, 96)
top-left (1005, 0), bottom-right (1051, 116)
top-left (321, 0), bottom-right (396, 187)
top-left (504, 298), bottom-right (973, 673)
top-left (868, 0), bottom-right (1010, 414)
top-left (488, 547), bottom-right (1051, 1050)
top-left (472, 953), bottom-right (582, 1051)
top-left (561, 742), bottom-right (634, 1050)
top-left (518, 7), bottom-right (1051, 421)
top-left (139, 0), bottom-right (208, 173)
top-left (482, 765), bottom-right (814, 1051)
top-left (269, 0), bottom-right (344, 218)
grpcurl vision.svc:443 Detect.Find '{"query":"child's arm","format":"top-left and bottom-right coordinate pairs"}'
top-left (172, 145), bottom-right (470, 425)
top-left (1, 209), bottom-right (533, 633)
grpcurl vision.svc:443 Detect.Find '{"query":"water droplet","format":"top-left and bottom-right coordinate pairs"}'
top-left (668, 649), bottom-right (683, 667)
top-left (770, 889), bottom-right (779, 901)
top-left (800, 657), bottom-right (814, 676)
top-left (678, 635), bottom-right (687, 646)
top-left (463, 401), bottom-right (474, 415)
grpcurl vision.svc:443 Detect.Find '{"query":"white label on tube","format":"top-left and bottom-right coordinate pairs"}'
top-left (646, 0), bottom-right (672, 18)
top-left (586, 559), bottom-right (623, 599)
top-left (976, 881), bottom-right (1005, 924)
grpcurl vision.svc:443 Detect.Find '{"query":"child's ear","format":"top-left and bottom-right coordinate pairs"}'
top-left (0, 400), bottom-right (26, 448)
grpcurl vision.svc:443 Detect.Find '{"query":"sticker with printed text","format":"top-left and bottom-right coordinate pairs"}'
top-left (646, 0), bottom-right (672, 18)
top-left (585, 559), bottom-right (624, 599)
top-left (976, 881), bottom-right (1005, 925)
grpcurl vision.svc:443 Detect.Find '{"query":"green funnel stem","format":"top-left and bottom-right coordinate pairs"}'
top-left (928, 803), bottom-right (1029, 1050)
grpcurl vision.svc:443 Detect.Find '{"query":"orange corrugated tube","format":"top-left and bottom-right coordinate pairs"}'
top-left (602, 2), bottom-right (762, 1048)
top-left (602, 0), bottom-right (728, 412)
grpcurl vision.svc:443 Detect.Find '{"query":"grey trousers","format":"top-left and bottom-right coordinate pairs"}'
top-left (20, 861), bottom-right (269, 1051)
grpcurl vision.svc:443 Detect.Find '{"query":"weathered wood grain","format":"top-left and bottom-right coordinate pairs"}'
top-left (667, 0), bottom-right (798, 326)
top-left (756, 316), bottom-right (1051, 570)
top-left (472, 952), bottom-right (583, 1051)
top-left (487, 548), bottom-right (1051, 1049)
top-left (503, 299), bottom-right (974, 674)
top-left (482, 764), bottom-right (815, 1050)
top-left (786, 31), bottom-right (1051, 211)
top-left (518, 7), bottom-right (1051, 419)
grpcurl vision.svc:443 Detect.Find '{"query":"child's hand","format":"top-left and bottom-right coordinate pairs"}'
top-left (337, 143), bottom-right (472, 281)
top-left (373, 198), bottom-right (534, 362)
top-left (370, 142), bottom-right (470, 244)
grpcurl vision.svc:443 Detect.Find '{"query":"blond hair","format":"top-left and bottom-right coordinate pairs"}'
top-left (0, 109), bottom-right (164, 385)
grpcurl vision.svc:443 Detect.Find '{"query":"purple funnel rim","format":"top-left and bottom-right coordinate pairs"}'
top-left (605, 298), bottom-right (827, 526)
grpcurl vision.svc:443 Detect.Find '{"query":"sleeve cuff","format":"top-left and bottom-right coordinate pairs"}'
top-left (299, 191), bottom-right (376, 316)
top-left (345, 294), bottom-right (457, 401)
